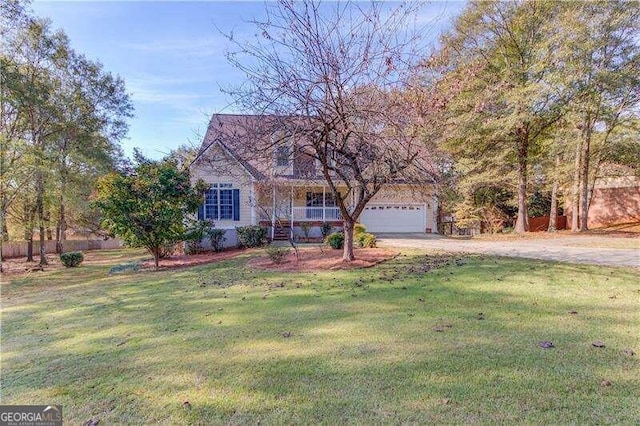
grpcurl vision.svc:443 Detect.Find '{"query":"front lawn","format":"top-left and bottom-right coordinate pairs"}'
top-left (1, 249), bottom-right (638, 423)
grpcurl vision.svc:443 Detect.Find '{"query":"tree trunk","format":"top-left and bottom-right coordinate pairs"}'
top-left (26, 233), bottom-right (34, 262)
top-left (55, 224), bottom-right (60, 253)
top-left (548, 181), bottom-right (558, 232)
top-left (570, 137), bottom-right (582, 232)
top-left (39, 223), bottom-right (47, 265)
top-left (548, 155), bottom-right (560, 232)
top-left (579, 121), bottom-right (592, 232)
top-left (25, 203), bottom-right (34, 262)
top-left (342, 219), bottom-right (355, 262)
top-left (0, 196), bottom-right (8, 243)
top-left (36, 173), bottom-right (48, 266)
top-left (56, 202), bottom-right (66, 254)
top-left (56, 153), bottom-right (68, 254)
top-left (0, 197), bottom-right (7, 263)
top-left (514, 138), bottom-right (529, 233)
top-left (153, 248), bottom-right (160, 269)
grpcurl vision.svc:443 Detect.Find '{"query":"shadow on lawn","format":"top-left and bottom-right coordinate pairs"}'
top-left (1, 252), bottom-right (638, 423)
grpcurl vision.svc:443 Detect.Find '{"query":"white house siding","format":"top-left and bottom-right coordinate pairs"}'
top-left (190, 144), bottom-right (256, 247)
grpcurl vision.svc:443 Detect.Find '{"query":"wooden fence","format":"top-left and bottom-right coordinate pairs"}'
top-left (528, 215), bottom-right (567, 232)
top-left (1, 239), bottom-right (124, 259)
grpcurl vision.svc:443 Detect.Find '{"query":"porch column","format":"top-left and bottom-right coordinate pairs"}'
top-left (271, 185), bottom-right (276, 240)
top-left (322, 185), bottom-right (326, 221)
top-left (290, 185), bottom-right (294, 240)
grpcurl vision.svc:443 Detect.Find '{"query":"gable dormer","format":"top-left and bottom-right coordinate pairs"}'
top-left (273, 133), bottom-right (294, 176)
top-left (293, 150), bottom-right (317, 178)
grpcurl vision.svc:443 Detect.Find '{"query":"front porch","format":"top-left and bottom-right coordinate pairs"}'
top-left (255, 183), bottom-right (346, 240)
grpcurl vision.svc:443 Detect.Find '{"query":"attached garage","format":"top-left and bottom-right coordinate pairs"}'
top-left (359, 203), bottom-right (428, 233)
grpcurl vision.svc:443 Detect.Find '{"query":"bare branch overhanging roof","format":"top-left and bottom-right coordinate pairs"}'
top-left (192, 113), bottom-right (440, 184)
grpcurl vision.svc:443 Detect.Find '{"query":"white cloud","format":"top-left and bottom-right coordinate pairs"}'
top-left (122, 36), bottom-right (225, 57)
top-left (126, 74), bottom-right (214, 103)
top-left (130, 89), bottom-right (210, 104)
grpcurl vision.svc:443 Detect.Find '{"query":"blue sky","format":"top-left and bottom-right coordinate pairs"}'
top-left (32, 1), bottom-right (466, 160)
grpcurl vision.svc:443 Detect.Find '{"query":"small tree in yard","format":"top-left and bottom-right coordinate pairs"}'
top-left (94, 152), bottom-right (206, 269)
top-left (223, 0), bottom-right (436, 261)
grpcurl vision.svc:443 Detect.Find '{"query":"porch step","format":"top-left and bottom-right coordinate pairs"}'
top-left (273, 225), bottom-right (291, 241)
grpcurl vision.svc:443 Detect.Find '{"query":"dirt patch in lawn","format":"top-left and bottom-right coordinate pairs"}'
top-left (141, 249), bottom-right (246, 271)
top-left (1, 249), bottom-right (247, 277)
top-left (1, 250), bottom-right (118, 276)
top-left (249, 247), bottom-right (399, 271)
top-left (1, 256), bottom-right (63, 276)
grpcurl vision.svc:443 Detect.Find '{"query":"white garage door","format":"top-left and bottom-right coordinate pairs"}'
top-left (359, 203), bottom-right (426, 233)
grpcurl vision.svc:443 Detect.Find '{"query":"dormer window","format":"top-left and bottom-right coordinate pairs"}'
top-left (276, 145), bottom-right (290, 167)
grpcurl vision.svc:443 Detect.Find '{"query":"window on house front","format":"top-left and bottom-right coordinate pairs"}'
top-left (202, 183), bottom-right (239, 221)
top-left (306, 192), bottom-right (336, 207)
top-left (276, 145), bottom-right (290, 167)
top-left (218, 186), bottom-right (234, 219)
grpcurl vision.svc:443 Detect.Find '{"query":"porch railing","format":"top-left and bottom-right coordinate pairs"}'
top-left (292, 207), bottom-right (341, 221)
top-left (260, 206), bottom-right (343, 222)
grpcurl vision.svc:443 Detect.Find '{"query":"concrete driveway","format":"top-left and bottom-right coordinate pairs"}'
top-left (376, 233), bottom-right (640, 268)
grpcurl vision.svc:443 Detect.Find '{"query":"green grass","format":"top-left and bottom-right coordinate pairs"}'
top-left (1, 248), bottom-right (639, 424)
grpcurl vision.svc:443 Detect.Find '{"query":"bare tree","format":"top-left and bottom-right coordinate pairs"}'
top-left (222, 0), bottom-right (436, 261)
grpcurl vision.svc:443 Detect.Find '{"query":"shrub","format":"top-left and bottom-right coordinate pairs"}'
top-left (356, 232), bottom-right (377, 248)
top-left (184, 241), bottom-right (201, 255)
top-left (108, 262), bottom-right (140, 274)
top-left (60, 251), bottom-right (84, 267)
top-left (236, 226), bottom-right (267, 248)
top-left (184, 220), bottom-right (213, 254)
top-left (299, 221), bottom-right (312, 239)
top-left (354, 223), bottom-right (367, 236)
top-left (265, 245), bottom-right (290, 264)
top-left (325, 231), bottom-right (344, 249)
top-left (207, 228), bottom-right (226, 252)
top-left (320, 222), bottom-right (333, 238)
top-left (159, 243), bottom-right (177, 258)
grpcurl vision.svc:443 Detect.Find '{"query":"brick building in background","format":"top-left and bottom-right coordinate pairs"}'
top-left (566, 166), bottom-right (640, 228)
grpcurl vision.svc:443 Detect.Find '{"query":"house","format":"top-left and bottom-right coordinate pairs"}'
top-left (190, 114), bottom-right (439, 247)
top-left (565, 165), bottom-right (640, 228)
